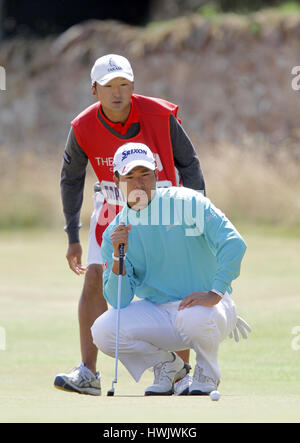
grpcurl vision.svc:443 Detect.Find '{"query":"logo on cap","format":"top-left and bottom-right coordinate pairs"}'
top-left (108, 57), bottom-right (122, 73)
top-left (121, 148), bottom-right (148, 162)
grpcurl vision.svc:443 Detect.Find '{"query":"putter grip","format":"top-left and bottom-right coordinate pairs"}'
top-left (118, 243), bottom-right (125, 275)
top-left (118, 221), bottom-right (126, 275)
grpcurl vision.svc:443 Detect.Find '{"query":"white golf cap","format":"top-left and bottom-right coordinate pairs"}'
top-left (113, 143), bottom-right (156, 176)
top-left (91, 54), bottom-right (134, 86)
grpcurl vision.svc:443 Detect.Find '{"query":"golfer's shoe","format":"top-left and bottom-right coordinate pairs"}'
top-left (54, 363), bottom-right (101, 396)
top-left (145, 352), bottom-right (185, 396)
top-left (173, 374), bottom-right (193, 396)
top-left (189, 364), bottom-right (219, 396)
top-left (175, 362), bottom-right (192, 383)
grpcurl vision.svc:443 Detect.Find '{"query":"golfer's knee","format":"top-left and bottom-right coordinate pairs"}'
top-left (176, 306), bottom-right (219, 343)
top-left (91, 311), bottom-right (116, 356)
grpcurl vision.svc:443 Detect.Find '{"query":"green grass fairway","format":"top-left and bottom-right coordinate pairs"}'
top-left (0, 226), bottom-right (299, 423)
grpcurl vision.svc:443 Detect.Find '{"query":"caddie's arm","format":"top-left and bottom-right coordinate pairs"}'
top-left (60, 127), bottom-right (88, 245)
top-left (61, 128), bottom-right (89, 275)
top-left (170, 114), bottom-right (206, 194)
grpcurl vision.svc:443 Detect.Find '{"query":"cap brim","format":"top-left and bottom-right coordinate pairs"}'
top-left (97, 72), bottom-right (134, 86)
top-left (118, 160), bottom-right (156, 176)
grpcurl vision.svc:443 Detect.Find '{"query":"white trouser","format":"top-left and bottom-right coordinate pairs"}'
top-left (86, 191), bottom-right (110, 267)
top-left (86, 192), bottom-right (104, 266)
top-left (91, 293), bottom-right (237, 382)
top-left (86, 190), bottom-right (125, 266)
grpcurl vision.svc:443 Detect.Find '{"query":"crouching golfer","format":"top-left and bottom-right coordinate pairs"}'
top-left (91, 142), bottom-right (247, 395)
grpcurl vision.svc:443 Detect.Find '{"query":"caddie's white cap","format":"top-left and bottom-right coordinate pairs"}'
top-left (91, 54), bottom-right (134, 86)
top-left (113, 143), bottom-right (156, 176)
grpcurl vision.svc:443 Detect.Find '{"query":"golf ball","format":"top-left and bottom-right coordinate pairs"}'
top-left (210, 390), bottom-right (221, 401)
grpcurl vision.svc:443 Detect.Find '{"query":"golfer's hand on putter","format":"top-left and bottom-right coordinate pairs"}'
top-left (66, 242), bottom-right (86, 276)
top-left (110, 224), bottom-right (132, 274)
top-left (178, 291), bottom-right (222, 310)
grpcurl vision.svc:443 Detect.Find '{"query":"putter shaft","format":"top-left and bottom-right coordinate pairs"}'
top-left (108, 242), bottom-right (125, 396)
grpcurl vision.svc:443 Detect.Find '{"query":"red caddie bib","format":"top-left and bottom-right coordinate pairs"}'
top-left (71, 94), bottom-right (180, 246)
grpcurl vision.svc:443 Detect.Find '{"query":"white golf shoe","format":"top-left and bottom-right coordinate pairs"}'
top-left (145, 352), bottom-right (185, 396)
top-left (54, 363), bottom-right (101, 396)
top-left (189, 364), bottom-right (219, 396)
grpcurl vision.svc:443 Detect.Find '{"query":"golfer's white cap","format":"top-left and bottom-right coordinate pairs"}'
top-left (113, 143), bottom-right (156, 176)
top-left (91, 54), bottom-right (134, 86)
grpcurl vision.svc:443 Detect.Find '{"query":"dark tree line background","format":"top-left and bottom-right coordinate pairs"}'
top-left (0, 0), bottom-right (299, 39)
top-left (218, 0), bottom-right (296, 11)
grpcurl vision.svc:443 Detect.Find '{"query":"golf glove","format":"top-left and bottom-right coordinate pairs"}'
top-left (229, 316), bottom-right (252, 342)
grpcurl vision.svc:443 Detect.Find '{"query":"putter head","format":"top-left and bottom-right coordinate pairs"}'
top-left (107, 380), bottom-right (116, 396)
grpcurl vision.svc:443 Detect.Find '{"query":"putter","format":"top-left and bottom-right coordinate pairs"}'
top-left (107, 241), bottom-right (125, 397)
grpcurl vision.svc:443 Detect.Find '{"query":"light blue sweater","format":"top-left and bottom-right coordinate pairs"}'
top-left (101, 187), bottom-right (247, 308)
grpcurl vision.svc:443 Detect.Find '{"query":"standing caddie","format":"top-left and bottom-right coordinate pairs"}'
top-left (91, 143), bottom-right (250, 396)
top-left (54, 54), bottom-right (206, 395)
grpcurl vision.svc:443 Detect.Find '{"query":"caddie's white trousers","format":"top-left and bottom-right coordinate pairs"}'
top-left (86, 188), bottom-right (124, 266)
top-left (91, 293), bottom-right (237, 382)
top-left (86, 191), bottom-right (105, 266)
